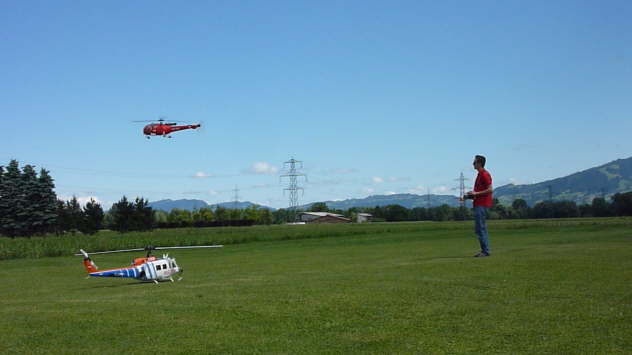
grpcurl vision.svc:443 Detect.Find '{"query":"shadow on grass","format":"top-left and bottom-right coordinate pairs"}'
top-left (78, 280), bottom-right (156, 289)
top-left (421, 255), bottom-right (470, 261)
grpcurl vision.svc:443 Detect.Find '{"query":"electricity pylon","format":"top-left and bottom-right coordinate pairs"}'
top-left (232, 185), bottom-right (240, 209)
top-left (280, 158), bottom-right (307, 213)
top-left (454, 172), bottom-right (469, 207)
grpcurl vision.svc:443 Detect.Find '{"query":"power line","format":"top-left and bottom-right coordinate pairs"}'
top-left (0, 156), bottom-right (239, 180)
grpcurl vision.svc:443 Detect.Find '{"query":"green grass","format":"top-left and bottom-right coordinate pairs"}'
top-left (1, 219), bottom-right (631, 354)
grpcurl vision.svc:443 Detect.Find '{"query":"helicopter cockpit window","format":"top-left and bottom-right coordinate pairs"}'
top-left (171, 262), bottom-right (176, 268)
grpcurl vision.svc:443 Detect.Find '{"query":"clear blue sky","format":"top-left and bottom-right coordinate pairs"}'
top-left (1, 1), bottom-right (631, 209)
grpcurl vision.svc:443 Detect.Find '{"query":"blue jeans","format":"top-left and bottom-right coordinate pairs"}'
top-left (474, 206), bottom-right (490, 255)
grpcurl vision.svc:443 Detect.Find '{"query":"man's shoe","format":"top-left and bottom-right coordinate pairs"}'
top-left (474, 252), bottom-right (490, 257)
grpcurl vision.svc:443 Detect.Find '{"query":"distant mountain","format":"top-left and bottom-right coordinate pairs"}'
top-left (149, 157), bottom-right (632, 212)
top-left (494, 156), bottom-right (632, 206)
top-left (301, 193), bottom-right (462, 210)
top-left (148, 199), bottom-right (210, 212)
top-left (210, 201), bottom-right (275, 211)
top-left (148, 199), bottom-right (274, 212)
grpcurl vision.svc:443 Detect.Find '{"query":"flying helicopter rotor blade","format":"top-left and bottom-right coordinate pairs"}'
top-left (157, 117), bottom-right (187, 123)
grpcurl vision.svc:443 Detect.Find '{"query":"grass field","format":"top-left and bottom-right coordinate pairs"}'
top-left (1, 219), bottom-right (631, 354)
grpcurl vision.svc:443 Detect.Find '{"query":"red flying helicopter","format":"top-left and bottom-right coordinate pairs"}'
top-left (133, 118), bottom-right (201, 139)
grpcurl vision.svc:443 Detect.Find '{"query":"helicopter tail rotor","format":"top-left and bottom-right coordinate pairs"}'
top-left (79, 249), bottom-right (99, 273)
top-left (195, 120), bottom-right (204, 133)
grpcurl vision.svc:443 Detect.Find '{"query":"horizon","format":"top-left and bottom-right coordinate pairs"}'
top-left (2, 1), bottom-right (631, 209)
top-left (149, 151), bottom-right (629, 210)
top-left (149, 191), bottom-right (459, 208)
top-left (6, 153), bottom-right (628, 210)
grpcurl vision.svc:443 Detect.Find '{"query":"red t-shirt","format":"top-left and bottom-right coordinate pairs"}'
top-left (474, 169), bottom-right (493, 207)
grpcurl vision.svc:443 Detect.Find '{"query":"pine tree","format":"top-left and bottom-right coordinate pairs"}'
top-left (103, 208), bottom-right (116, 229)
top-left (66, 196), bottom-right (83, 232)
top-left (81, 198), bottom-right (104, 235)
top-left (21, 165), bottom-right (41, 236)
top-left (134, 197), bottom-right (154, 231)
top-left (0, 165), bottom-right (5, 234)
top-left (0, 160), bottom-right (23, 237)
top-left (111, 196), bottom-right (135, 233)
top-left (37, 169), bottom-right (58, 234)
top-left (56, 199), bottom-right (71, 234)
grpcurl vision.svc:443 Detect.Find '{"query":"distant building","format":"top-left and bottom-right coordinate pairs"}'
top-left (356, 213), bottom-right (373, 223)
top-left (299, 212), bottom-right (351, 224)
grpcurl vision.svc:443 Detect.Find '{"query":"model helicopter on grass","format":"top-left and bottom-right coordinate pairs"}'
top-left (133, 118), bottom-right (202, 139)
top-left (76, 245), bottom-right (222, 284)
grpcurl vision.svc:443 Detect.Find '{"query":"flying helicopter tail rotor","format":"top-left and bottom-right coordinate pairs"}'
top-left (194, 120), bottom-right (204, 133)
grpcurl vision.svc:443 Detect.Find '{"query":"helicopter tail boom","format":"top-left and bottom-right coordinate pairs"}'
top-left (80, 249), bottom-right (99, 273)
top-left (169, 124), bottom-right (201, 133)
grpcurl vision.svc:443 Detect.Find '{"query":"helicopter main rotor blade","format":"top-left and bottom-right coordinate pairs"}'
top-left (154, 245), bottom-right (223, 250)
top-left (73, 248), bottom-right (146, 256)
top-left (74, 245), bottom-right (223, 256)
top-left (132, 120), bottom-right (187, 123)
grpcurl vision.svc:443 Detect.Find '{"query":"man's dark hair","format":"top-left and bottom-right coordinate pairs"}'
top-left (475, 155), bottom-right (486, 167)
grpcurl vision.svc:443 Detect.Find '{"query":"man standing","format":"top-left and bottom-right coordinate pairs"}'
top-left (463, 155), bottom-right (493, 257)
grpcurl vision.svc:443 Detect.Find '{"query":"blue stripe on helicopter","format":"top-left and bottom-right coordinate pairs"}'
top-left (148, 263), bottom-right (157, 279)
top-left (90, 267), bottom-right (137, 278)
top-left (141, 263), bottom-right (156, 280)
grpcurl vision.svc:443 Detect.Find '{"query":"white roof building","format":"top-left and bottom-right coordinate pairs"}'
top-left (298, 212), bottom-right (351, 224)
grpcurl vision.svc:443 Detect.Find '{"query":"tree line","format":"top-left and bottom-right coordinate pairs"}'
top-left (0, 160), bottom-right (278, 236)
top-left (0, 160), bottom-right (108, 237)
top-left (1, 160), bottom-right (58, 237)
top-left (106, 192), bottom-right (632, 227)
top-left (309, 194), bottom-right (632, 222)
